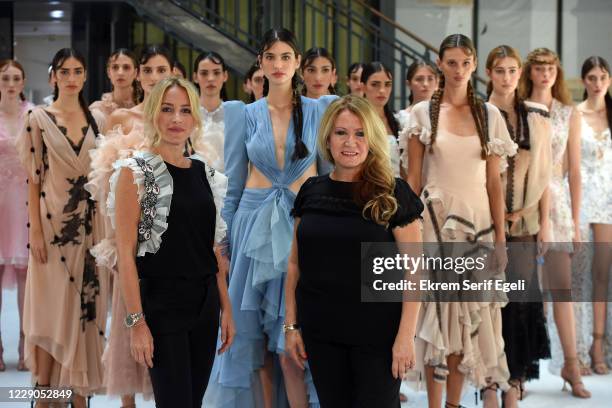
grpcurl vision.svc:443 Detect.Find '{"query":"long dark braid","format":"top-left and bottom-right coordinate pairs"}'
top-left (291, 73), bottom-right (307, 160)
top-left (467, 81), bottom-right (489, 159)
top-left (428, 76), bottom-right (444, 153)
top-left (383, 104), bottom-right (399, 137)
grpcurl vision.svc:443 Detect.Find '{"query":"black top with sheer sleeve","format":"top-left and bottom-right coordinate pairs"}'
top-left (291, 175), bottom-right (423, 345)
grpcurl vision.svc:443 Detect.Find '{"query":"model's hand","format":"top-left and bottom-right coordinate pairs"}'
top-left (29, 228), bottom-right (47, 264)
top-left (285, 330), bottom-right (307, 370)
top-left (537, 222), bottom-right (551, 257)
top-left (130, 322), bottom-right (154, 368)
top-left (490, 241), bottom-right (508, 272)
top-left (392, 333), bottom-right (415, 379)
top-left (505, 211), bottom-right (522, 223)
top-left (218, 309), bottom-right (235, 355)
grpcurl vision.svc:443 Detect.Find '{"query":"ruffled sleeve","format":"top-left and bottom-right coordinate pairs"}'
top-left (486, 103), bottom-right (518, 171)
top-left (221, 101), bottom-right (248, 241)
top-left (190, 154), bottom-right (228, 244)
top-left (107, 151), bottom-right (173, 257)
top-left (390, 178), bottom-right (424, 228)
top-left (85, 123), bottom-right (145, 213)
top-left (14, 107), bottom-right (45, 184)
top-left (398, 101), bottom-right (432, 170)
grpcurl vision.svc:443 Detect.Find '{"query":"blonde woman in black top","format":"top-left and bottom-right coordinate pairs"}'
top-left (285, 95), bottom-right (423, 407)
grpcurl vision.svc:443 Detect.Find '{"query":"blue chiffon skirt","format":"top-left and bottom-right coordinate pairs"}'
top-left (204, 187), bottom-right (319, 407)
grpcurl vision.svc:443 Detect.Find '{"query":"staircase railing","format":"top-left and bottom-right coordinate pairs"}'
top-left (148, 0), bottom-right (488, 105)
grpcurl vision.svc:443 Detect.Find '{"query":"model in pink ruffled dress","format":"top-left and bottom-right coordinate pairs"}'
top-left (87, 46), bottom-right (175, 406)
top-left (0, 59), bottom-right (34, 372)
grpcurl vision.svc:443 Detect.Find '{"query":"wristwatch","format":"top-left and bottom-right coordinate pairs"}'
top-left (124, 312), bottom-right (144, 328)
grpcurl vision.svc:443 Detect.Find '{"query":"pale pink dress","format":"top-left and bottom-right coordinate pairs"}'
top-left (86, 119), bottom-right (153, 399)
top-left (15, 106), bottom-right (109, 395)
top-left (400, 101), bottom-right (517, 390)
top-left (0, 101), bottom-right (33, 287)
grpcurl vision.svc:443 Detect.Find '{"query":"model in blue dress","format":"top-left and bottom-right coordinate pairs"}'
top-left (204, 29), bottom-right (336, 408)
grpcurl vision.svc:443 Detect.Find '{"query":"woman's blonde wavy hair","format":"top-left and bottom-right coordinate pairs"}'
top-left (519, 47), bottom-right (572, 105)
top-left (143, 76), bottom-right (203, 149)
top-left (318, 95), bottom-right (398, 227)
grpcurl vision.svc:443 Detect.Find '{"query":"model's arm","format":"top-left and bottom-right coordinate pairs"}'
top-left (284, 219), bottom-right (307, 369)
top-left (406, 137), bottom-right (424, 195)
top-left (215, 244), bottom-right (235, 354)
top-left (537, 186), bottom-right (551, 255)
top-left (114, 167), bottom-right (154, 368)
top-left (566, 108), bottom-right (582, 242)
top-left (221, 101), bottom-right (249, 244)
top-left (391, 220), bottom-right (422, 379)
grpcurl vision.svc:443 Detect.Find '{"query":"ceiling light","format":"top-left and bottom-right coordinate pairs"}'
top-left (50, 10), bottom-right (64, 19)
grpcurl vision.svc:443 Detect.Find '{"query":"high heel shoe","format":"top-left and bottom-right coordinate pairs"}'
top-left (560, 357), bottom-right (591, 398)
top-left (501, 379), bottom-right (523, 408)
top-left (589, 332), bottom-right (610, 375)
top-left (479, 382), bottom-right (499, 408)
top-left (445, 402), bottom-right (465, 408)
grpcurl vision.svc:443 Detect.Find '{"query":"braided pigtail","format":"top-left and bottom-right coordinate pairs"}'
top-left (467, 81), bottom-right (489, 159)
top-left (428, 76), bottom-right (444, 153)
top-left (291, 74), bottom-right (308, 160)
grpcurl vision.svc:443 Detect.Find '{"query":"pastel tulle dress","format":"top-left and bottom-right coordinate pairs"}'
top-left (85, 121), bottom-right (153, 399)
top-left (15, 106), bottom-right (109, 395)
top-left (204, 95), bottom-right (336, 407)
top-left (89, 92), bottom-right (135, 126)
top-left (0, 101), bottom-right (33, 287)
top-left (200, 103), bottom-right (225, 172)
top-left (399, 100), bottom-right (517, 389)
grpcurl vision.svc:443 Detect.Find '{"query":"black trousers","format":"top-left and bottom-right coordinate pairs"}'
top-left (148, 298), bottom-right (219, 407)
top-left (303, 332), bottom-right (401, 408)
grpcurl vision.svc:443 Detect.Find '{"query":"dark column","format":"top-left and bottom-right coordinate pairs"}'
top-left (376, 0), bottom-right (397, 109)
top-left (72, 2), bottom-right (112, 104)
top-left (556, 0), bottom-right (563, 58)
top-left (0, 2), bottom-right (14, 59)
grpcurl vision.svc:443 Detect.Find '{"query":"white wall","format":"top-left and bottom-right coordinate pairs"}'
top-left (14, 22), bottom-right (71, 105)
top-left (393, 0), bottom-right (612, 105)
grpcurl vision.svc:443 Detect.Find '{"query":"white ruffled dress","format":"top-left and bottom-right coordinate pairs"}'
top-left (400, 101), bottom-right (517, 389)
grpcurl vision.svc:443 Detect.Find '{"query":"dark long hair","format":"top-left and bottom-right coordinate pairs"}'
top-left (405, 59), bottom-right (437, 104)
top-left (0, 59), bottom-right (27, 101)
top-left (259, 28), bottom-right (307, 161)
top-left (107, 48), bottom-right (140, 105)
top-left (193, 51), bottom-right (228, 101)
top-left (50, 48), bottom-right (98, 136)
top-left (244, 60), bottom-right (260, 102)
top-left (301, 47), bottom-right (336, 95)
top-left (361, 61), bottom-right (399, 137)
top-left (581, 56), bottom-right (612, 136)
top-left (430, 34), bottom-right (489, 159)
top-left (347, 62), bottom-right (365, 78)
top-left (137, 45), bottom-right (173, 102)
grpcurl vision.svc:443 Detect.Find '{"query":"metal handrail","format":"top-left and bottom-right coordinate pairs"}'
top-left (351, 0), bottom-right (488, 89)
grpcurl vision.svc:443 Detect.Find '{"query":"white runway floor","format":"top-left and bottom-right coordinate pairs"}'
top-left (1, 288), bottom-right (611, 407)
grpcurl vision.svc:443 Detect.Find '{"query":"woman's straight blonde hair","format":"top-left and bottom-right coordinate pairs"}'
top-left (318, 95), bottom-right (398, 227)
top-left (143, 76), bottom-right (203, 148)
